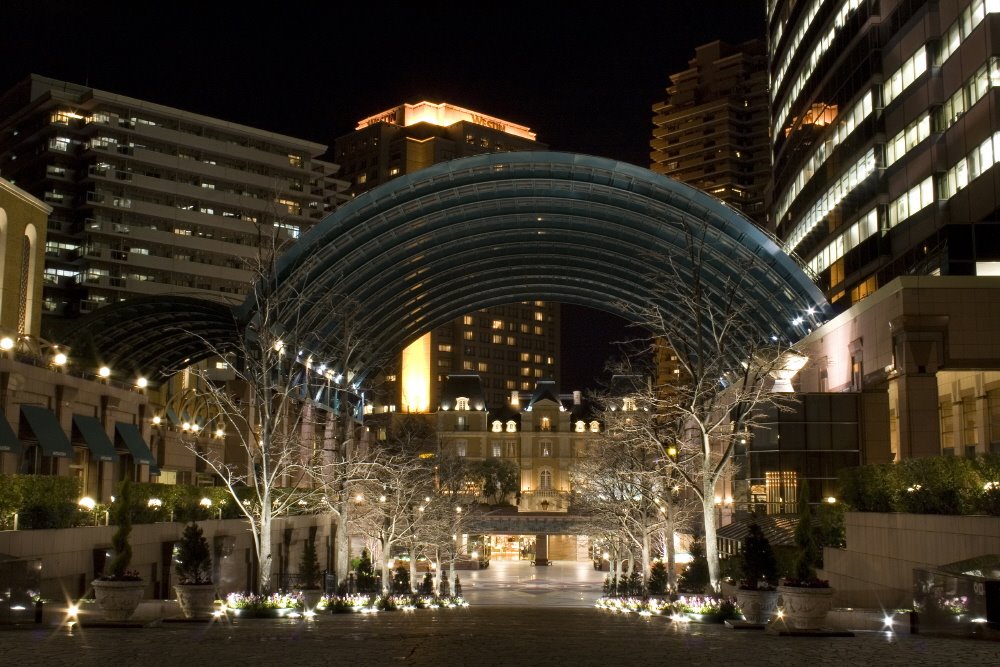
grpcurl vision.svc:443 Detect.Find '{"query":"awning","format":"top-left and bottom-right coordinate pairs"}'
top-left (72, 415), bottom-right (119, 462)
top-left (19, 405), bottom-right (72, 458)
top-left (0, 412), bottom-right (21, 454)
top-left (114, 422), bottom-right (158, 471)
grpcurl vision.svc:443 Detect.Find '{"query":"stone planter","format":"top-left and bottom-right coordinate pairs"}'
top-left (92, 579), bottom-right (145, 621)
top-left (175, 583), bottom-right (218, 619)
top-left (735, 588), bottom-right (779, 624)
top-left (297, 588), bottom-right (324, 611)
top-left (776, 584), bottom-right (834, 629)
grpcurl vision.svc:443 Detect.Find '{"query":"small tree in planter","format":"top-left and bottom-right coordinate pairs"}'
top-left (92, 479), bottom-right (145, 621)
top-left (735, 521), bottom-right (779, 623)
top-left (296, 536), bottom-right (324, 611)
top-left (174, 521), bottom-right (216, 619)
top-left (776, 482), bottom-right (834, 629)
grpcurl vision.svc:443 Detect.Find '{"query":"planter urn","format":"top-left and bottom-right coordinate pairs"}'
top-left (92, 579), bottom-right (145, 621)
top-left (776, 584), bottom-right (834, 629)
top-left (735, 588), bottom-right (779, 624)
top-left (175, 583), bottom-right (217, 619)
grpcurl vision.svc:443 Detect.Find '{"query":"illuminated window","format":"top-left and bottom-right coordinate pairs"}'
top-left (356, 173), bottom-right (367, 185)
top-left (456, 440), bottom-right (467, 457)
top-left (492, 420), bottom-right (503, 432)
top-left (534, 312), bottom-right (544, 321)
top-left (288, 154), bottom-right (303, 167)
top-left (539, 469), bottom-right (552, 490)
top-left (463, 331), bottom-right (474, 340)
top-left (506, 420), bottom-right (517, 433)
top-left (533, 326), bottom-right (543, 335)
top-left (575, 420), bottom-right (585, 433)
top-left (521, 367), bottom-right (531, 377)
top-left (540, 440), bottom-right (551, 456)
top-left (622, 397), bottom-right (637, 412)
top-left (491, 334), bottom-right (503, 344)
top-left (385, 374), bottom-right (397, 382)
top-left (540, 418), bottom-right (551, 432)
top-left (492, 442), bottom-right (502, 457)
top-left (520, 353), bottom-right (530, 362)
top-left (463, 361), bottom-right (473, 370)
top-left (463, 316), bottom-right (474, 325)
top-left (438, 344), bottom-right (452, 353)
top-left (589, 421), bottom-right (600, 433)
top-left (456, 397), bottom-right (470, 411)
top-left (492, 320), bottom-right (503, 329)
top-left (477, 362), bottom-right (488, 372)
top-left (506, 336), bottom-right (516, 346)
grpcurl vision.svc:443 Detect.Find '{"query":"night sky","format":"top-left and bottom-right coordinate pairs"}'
top-left (3, 0), bottom-right (766, 391)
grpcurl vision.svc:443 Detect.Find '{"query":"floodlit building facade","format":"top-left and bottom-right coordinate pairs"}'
top-left (651, 39), bottom-right (770, 227)
top-left (0, 74), bottom-right (347, 327)
top-left (769, 0), bottom-right (1000, 309)
top-left (767, 0), bottom-right (1000, 459)
top-left (333, 103), bottom-right (559, 411)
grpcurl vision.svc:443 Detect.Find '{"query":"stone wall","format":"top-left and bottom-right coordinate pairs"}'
top-left (0, 514), bottom-right (337, 600)
top-left (823, 511), bottom-right (1000, 609)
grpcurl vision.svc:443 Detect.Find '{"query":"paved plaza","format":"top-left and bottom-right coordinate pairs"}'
top-left (2, 561), bottom-right (997, 666)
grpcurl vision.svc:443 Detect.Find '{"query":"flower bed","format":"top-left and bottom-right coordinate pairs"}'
top-left (595, 595), bottom-right (740, 622)
top-left (329, 593), bottom-right (468, 613)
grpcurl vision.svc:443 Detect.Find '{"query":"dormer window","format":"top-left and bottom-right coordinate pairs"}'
top-left (492, 420), bottom-right (503, 433)
top-left (456, 396), bottom-right (470, 411)
top-left (506, 420), bottom-right (517, 433)
top-left (589, 420), bottom-right (600, 433)
top-left (575, 420), bottom-right (585, 433)
top-left (540, 417), bottom-right (551, 431)
top-left (622, 397), bottom-right (637, 412)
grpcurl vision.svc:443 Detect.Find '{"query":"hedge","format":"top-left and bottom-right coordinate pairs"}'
top-left (839, 454), bottom-right (1000, 515)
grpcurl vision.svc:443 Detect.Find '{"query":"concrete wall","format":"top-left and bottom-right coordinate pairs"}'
top-left (823, 511), bottom-right (1000, 609)
top-left (0, 513), bottom-right (337, 601)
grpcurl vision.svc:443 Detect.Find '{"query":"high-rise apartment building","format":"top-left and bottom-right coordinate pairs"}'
top-left (769, 0), bottom-right (1000, 309)
top-left (333, 102), bottom-right (559, 410)
top-left (0, 75), bottom-right (347, 328)
top-left (650, 39), bottom-right (770, 227)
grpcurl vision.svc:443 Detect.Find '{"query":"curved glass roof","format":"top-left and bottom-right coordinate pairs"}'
top-left (262, 151), bottom-right (830, 374)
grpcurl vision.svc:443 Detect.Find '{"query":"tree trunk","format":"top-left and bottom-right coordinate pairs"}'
top-left (665, 509), bottom-right (677, 593)
top-left (334, 498), bottom-right (350, 586)
top-left (409, 544), bottom-right (418, 594)
top-left (258, 505), bottom-right (273, 594)
top-left (641, 532), bottom-right (651, 589)
top-left (702, 479), bottom-right (720, 592)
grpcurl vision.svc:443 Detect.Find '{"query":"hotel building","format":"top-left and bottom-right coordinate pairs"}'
top-left (333, 102), bottom-right (559, 411)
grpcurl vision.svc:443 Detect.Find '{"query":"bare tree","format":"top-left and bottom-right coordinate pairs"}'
top-left (618, 224), bottom-right (796, 592)
top-left (174, 220), bottom-right (381, 594)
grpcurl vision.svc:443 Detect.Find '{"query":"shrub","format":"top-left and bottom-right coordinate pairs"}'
top-left (175, 521), bottom-right (212, 584)
top-left (298, 536), bottom-right (321, 589)
top-left (648, 561), bottom-right (669, 595)
top-left (740, 522), bottom-right (777, 590)
top-left (0, 474), bottom-right (80, 529)
top-left (419, 572), bottom-right (435, 595)
top-left (104, 479), bottom-right (138, 580)
top-left (839, 463), bottom-right (897, 512)
top-left (678, 540), bottom-right (710, 593)
top-left (391, 564), bottom-right (410, 594)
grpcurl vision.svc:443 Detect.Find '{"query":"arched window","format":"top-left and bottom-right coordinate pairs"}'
top-left (622, 397), bottom-right (636, 412)
top-left (491, 420), bottom-right (503, 433)
top-left (540, 417), bottom-right (551, 431)
top-left (589, 420), bottom-right (600, 433)
top-left (575, 420), bottom-right (585, 433)
top-left (455, 396), bottom-right (470, 411)
top-left (539, 469), bottom-right (552, 491)
top-left (506, 420), bottom-right (517, 433)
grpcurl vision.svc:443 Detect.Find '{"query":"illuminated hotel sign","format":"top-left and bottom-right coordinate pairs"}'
top-left (357, 101), bottom-right (536, 140)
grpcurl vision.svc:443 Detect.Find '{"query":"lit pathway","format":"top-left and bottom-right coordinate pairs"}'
top-left (457, 559), bottom-right (606, 607)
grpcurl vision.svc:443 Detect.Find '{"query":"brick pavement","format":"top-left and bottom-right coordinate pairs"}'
top-left (3, 606), bottom-right (997, 667)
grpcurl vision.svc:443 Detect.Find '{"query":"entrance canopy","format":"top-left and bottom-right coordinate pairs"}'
top-left (258, 152), bottom-right (830, 375)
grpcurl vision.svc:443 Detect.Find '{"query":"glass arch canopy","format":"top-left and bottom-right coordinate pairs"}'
top-left (261, 151), bottom-right (831, 376)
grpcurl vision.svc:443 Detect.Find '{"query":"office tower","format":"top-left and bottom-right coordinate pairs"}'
top-left (333, 102), bottom-right (559, 410)
top-left (651, 39), bottom-right (770, 227)
top-left (769, 0), bottom-right (1000, 309)
top-left (0, 75), bottom-right (347, 329)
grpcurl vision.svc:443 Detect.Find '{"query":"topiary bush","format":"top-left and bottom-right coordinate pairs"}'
top-left (648, 561), bottom-right (669, 595)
